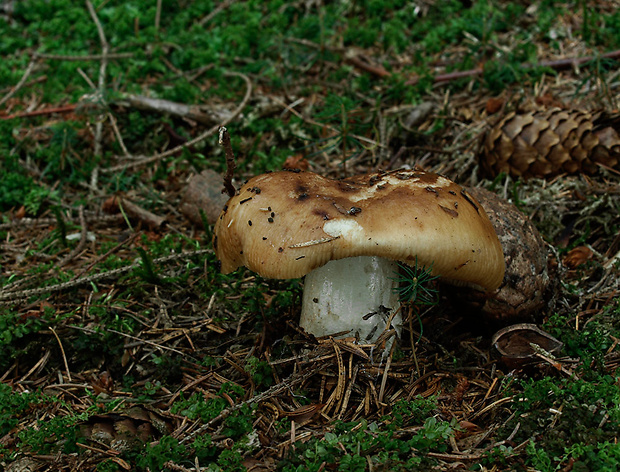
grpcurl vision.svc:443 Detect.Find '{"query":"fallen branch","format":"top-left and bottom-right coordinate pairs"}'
top-left (117, 94), bottom-right (231, 125)
top-left (103, 71), bottom-right (253, 173)
top-left (116, 196), bottom-right (167, 229)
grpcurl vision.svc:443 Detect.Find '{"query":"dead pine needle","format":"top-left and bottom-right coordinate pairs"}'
top-left (219, 126), bottom-right (237, 197)
top-left (50, 327), bottom-right (72, 383)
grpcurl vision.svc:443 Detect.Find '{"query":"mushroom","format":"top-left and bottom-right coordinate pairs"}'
top-left (213, 169), bottom-right (505, 344)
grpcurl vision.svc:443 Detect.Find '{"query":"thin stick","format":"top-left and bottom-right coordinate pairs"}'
top-left (219, 127), bottom-right (237, 197)
top-left (108, 112), bottom-right (130, 157)
top-left (0, 55), bottom-right (38, 107)
top-left (179, 366), bottom-right (321, 444)
top-left (58, 205), bottom-right (88, 267)
top-left (104, 71), bottom-right (252, 173)
top-left (1, 104), bottom-right (77, 121)
top-left (272, 96), bottom-right (379, 147)
top-left (155, 0), bottom-right (162, 31)
top-left (378, 342), bottom-right (394, 403)
top-left (0, 75), bottom-right (46, 95)
top-left (50, 327), bottom-right (72, 382)
top-left (71, 231), bottom-right (140, 280)
top-left (105, 328), bottom-right (190, 356)
top-left (0, 249), bottom-right (212, 302)
top-left (85, 0), bottom-right (109, 157)
top-left (198, 0), bottom-right (235, 27)
top-left (405, 49), bottom-right (620, 86)
top-left (37, 52), bottom-right (133, 61)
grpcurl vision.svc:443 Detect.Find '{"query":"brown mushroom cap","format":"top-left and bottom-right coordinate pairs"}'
top-left (213, 169), bottom-right (505, 291)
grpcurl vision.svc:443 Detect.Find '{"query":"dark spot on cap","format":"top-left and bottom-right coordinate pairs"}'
top-left (337, 181), bottom-right (359, 192)
top-left (268, 217), bottom-right (274, 223)
top-left (278, 247), bottom-right (284, 253)
top-left (313, 297), bottom-right (319, 303)
top-left (240, 197), bottom-right (252, 204)
top-left (213, 236), bottom-right (218, 250)
top-left (313, 209), bottom-right (330, 220)
top-left (425, 186), bottom-right (438, 196)
top-left (285, 168), bottom-right (301, 173)
top-left (240, 250), bottom-right (243, 255)
top-left (411, 172), bottom-right (439, 184)
top-left (461, 189), bottom-right (479, 213)
top-left (296, 184), bottom-right (309, 201)
top-left (248, 220), bottom-right (252, 226)
top-left (295, 255), bottom-right (305, 260)
top-left (270, 212), bottom-right (275, 217)
top-left (449, 190), bottom-right (456, 196)
top-left (439, 205), bottom-right (458, 218)
top-left (250, 186), bottom-right (261, 194)
top-left (348, 206), bottom-right (362, 216)
top-left (262, 237), bottom-right (267, 240)
top-left (454, 260), bottom-right (470, 270)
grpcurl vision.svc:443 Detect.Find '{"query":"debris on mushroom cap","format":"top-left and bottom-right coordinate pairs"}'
top-left (213, 169), bottom-right (505, 291)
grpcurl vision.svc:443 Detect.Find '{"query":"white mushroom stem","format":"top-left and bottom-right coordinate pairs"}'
top-left (300, 256), bottom-right (402, 343)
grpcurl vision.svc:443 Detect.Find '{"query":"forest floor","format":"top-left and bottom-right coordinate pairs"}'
top-left (1, 1), bottom-right (619, 471)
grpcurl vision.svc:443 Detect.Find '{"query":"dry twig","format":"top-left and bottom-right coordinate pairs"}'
top-left (85, 0), bottom-right (110, 157)
top-left (198, 0), bottom-right (235, 27)
top-left (58, 205), bottom-right (88, 267)
top-left (0, 249), bottom-right (212, 302)
top-left (219, 127), bottom-right (237, 197)
top-left (0, 55), bottom-right (38, 107)
top-left (104, 71), bottom-right (253, 173)
top-left (405, 49), bottom-right (620, 86)
top-left (179, 366), bottom-right (322, 445)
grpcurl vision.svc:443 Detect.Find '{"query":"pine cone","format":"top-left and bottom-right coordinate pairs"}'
top-left (448, 187), bottom-right (555, 324)
top-left (480, 108), bottom-right (620, 179)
